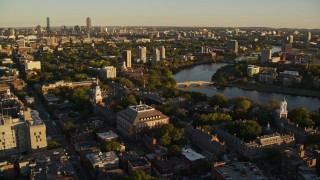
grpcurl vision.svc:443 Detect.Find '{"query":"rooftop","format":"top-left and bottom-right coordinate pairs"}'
top-left (214, 162), bottom-right (267, 180)
top-left (128, 158), bottom-right (150, 167)
top-left (86, 151), bottom-right (119, 166)
top-left (97, 131), bottom-right (118, 141)
top-left (30, 110), bottom-right (44, 126)
top-left (130, 104), bottom-right (154, 112)
top-left (117, 104), bottom-right (168, 124)
top-left (43, 93), bottom-right (59, 102)
top-left (181, 148), bottom-right (205, 161)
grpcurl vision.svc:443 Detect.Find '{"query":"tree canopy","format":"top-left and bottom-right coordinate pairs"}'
top-left (226, 120), bottom-right (262, 142)
top-left (289, 107), bottom-right (315, 128)
top-left (193, 113), bottom-right (232, 127)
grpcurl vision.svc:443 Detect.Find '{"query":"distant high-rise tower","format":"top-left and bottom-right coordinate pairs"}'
top-left (46, 17), bottom-right (50, 32)
top-left (123, 50), bottom-right (131, 68)
top-left (138, 46), bottom-right (147, 63)
top-left (226, 40), bottom-right (238, 53)
top-left (307, 32), bottom-right (312, 41)
top-left (306, 32), bottom-right (311, 48)
top-left (152, 48), bottom-right (160, 62)
top-left (160, 46), bottom-right (166, 60)
top-left (279, 97), bottom-right (288, 119)
top-left (289, 35), bottom-right (293, 44)
top-left (261, 49), bottom-right (271, 63)
top-left (86, 17), bottom-right (92, 34)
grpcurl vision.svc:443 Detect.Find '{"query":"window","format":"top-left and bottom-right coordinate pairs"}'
top-left (37, 146), bottom-right (39, 149)
top-left (34, 133), bottom-right (36, 135)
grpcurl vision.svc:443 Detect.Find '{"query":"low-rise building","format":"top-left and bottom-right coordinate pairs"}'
top-left (117, 104), bottom-right (169, 139)
top-left (85, 151), bottom-right (119, 176)
top-left (247, 65), bottom-right (260, 77)
top-left (97, 131), bottom-right (118, 142)
top-left (100, 66), bottom-right (116, 79)
top-left (281, 145), bottom-right (319, 179)
top-left (25, 60), bottom-right (41, 72)
top-left (128, 158), bottom-right (151, 174)
top-left (181, 148), bottom-right (206, 168)
top-left (212, 162), bottom-right (267, 180)
top-left (185, 127), bottom-right (226, 155)
top-left (279, 70), bottom-right (302, 87)
top-left (259, 67), bottom-right (277, 84)
top-left (213, 126), bottom-right (295, 160)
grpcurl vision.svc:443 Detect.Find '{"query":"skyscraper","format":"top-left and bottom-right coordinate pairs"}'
top-left (306, 32), bottom-right (311, 48)
top-left (86, 17), bottom-right (92, 33)
top-left (123, 50), bottom-right (131, 68)
top-left (138, 46), bottom-right (147, 63)
top-left (152, 48), bottom-right (160, 62)
top-left (289, 35), bottom-right (293, 44)
top-left (46, 17), bottom-right (50, 32)
top-left (307, 32), bottom-right (312, 41)
top-left (160, 46), bottom-right (166, 60)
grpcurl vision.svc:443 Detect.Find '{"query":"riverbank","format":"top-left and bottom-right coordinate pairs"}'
top-left (224, 81), bottom-right (320, 98)
top-left (171, 59), bottom-right (216, 74)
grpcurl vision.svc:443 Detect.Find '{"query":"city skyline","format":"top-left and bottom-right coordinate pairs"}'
top-left (0, 0), bottom-right (320, 29)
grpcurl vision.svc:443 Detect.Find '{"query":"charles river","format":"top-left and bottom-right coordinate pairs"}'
top-left (173, 47), bottom-right (320, 111)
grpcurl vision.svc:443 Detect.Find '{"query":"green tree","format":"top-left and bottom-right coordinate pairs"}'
top-left (119, 77), bottom-right (134, 88)
top-left (62, 121), bottom-right (76, 135)
top-left (102, 141), bottom-right (122, 152)
top-left (193, 113), bottom-right (232, 127)
top-left (238, 99), bottom-right (251, 112)
top-left (120, 95), bottom-right (138, 108)
top-left (209, 93), bottom-right (228, 108)
top-left (168, 145), bottom-right (182, 157)
top-left (226, 120), bottom-right (262, 141)
top-left (159, 124), bottom-right (184, 146)
top-left (289, 107), bottom-right (314, 128)
top-left (268, 99), bottom-right (280, 109)
top-left (175, 108), bottom-right (187, 118)
top-left (128, 170), bottom-right (154, 180)
top-left (47, 140), bottom-right (61, 150)
top-left (160, 132), bottom-right (171, 146)
top-left (72, 87), bottom-right (90, 105)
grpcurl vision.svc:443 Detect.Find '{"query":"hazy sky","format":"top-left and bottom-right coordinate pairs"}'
top-left (0, 0), bottom-right (319, 28)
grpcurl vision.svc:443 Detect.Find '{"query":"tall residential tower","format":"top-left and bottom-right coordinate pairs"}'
top-left (86, 17), bottom-right (92, 34)
top-left (46, 17), bottom-right (50, 32)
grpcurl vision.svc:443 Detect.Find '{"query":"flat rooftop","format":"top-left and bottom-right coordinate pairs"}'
top-left (129, 158), bottom-right (150, 167)
top-left (181, 148), bottom-right (205, 161)
top-left (214, 162), bottom-right (266, 180)
top-left (97, 131), bottom-right (118, 141)
top-left (43, 93), bottom-right (59, 102)
top-left (30, 110), bottom-right (44, 126)
top-left (129, 104), bottom-right (154, 112)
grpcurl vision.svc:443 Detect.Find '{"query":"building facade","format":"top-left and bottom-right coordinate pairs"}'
top-left (261, 49), bottom-right (271, 63)
top-left (226, 40), bottom-right (238, 53)
top-left (138, 46), bottom-right (147, 63)
top-left (25, 61), bottom-right (41, 71)
top-left (117, 104), bottom-right (169, 139)
top-left (100, 66), bottom-right (116, 79)
top-left (152, 48), bottom-right (160, 62)
top-left (0, 108), bottom-right (47, 157)
top-left (123, 50), bottom-right (132, 68)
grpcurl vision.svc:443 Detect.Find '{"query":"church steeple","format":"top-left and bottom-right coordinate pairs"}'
top-left (91, 77), bottom-right (103, 105)
top-left (279, 97), bottom-right (288, 119)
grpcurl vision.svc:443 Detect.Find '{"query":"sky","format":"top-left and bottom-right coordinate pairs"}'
top-left (0, 0), bottom-right (319, 29)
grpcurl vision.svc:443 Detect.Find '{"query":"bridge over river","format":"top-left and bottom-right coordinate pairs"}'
top-left (176, 81), bottom-right (214, 88)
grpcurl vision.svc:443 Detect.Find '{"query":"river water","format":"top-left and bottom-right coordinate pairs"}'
top-left (173, 52), bottom-right (320, 111)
